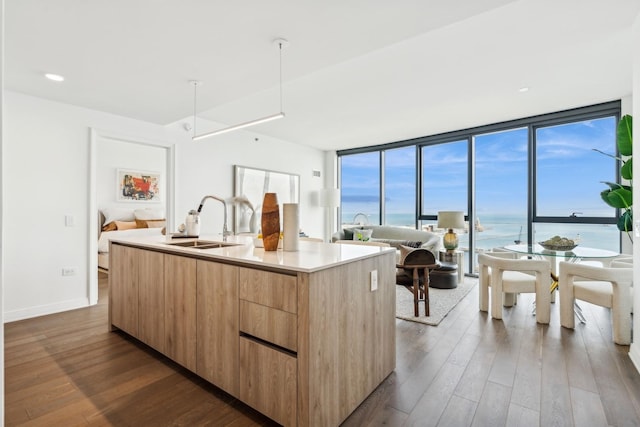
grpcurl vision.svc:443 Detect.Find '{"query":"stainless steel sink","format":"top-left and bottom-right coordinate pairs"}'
top-left (165, 240), bottom-right (238, 249)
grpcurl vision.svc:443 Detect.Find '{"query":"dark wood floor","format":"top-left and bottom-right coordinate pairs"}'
top-left (5, 273), bottom-right (640, 426)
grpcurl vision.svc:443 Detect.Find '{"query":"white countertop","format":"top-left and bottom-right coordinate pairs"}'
top-left (109, 234), bottom-right (395, 273)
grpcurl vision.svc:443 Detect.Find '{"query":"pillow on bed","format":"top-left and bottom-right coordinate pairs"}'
top-left (134, 208), bottom-right (165, 220)
top-left (115, 220), bottom-right (138, 230)
top-left (101, 207), bottom-right (135, 230)
top-left (102, 222), bottom-right (118, 232)
top-left (136, 219), bottom-right (166, 228)
top-left (102, 207), bottom-right (135, 223)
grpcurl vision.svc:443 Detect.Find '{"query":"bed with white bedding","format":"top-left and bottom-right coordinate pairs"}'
top-left (98, 207), bottom-right (165, 272)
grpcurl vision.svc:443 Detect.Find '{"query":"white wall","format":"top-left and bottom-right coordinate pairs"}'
top-left (96, 139), bottom-right (167, 214)
top-left (628, 13), bottom-right (640, 371)
top-left (1, 0), bottom-right (5, 420)
top-left (3, 91), bottom-right (327, 322)
top-left (2, 91), bottom-right (173, 321)
top-left (169, 120), bottom-right (325, 240)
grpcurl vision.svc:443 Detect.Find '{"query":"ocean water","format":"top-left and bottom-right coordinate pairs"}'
top-left (343, 212), bottom-right (621, 252)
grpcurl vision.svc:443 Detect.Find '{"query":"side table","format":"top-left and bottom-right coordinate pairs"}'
top-left (439, 250), bottom-right (464, 284)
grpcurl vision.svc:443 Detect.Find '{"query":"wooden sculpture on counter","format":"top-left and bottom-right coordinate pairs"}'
top-left (261, 192), bottom-right (280, 251)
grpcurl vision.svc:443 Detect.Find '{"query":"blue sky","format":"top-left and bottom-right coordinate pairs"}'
top-left (340, 116), bottom-right (617, 220)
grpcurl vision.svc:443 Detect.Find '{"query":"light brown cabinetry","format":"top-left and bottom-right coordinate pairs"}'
top-left (164, 255), bottom-right (197, 371)
top-left (110, 245), bottom-right (166, 353)
top-left (138, 250), bottom-right (165, 352)
top-left (239, 336), bottom-right (297, 427)
top-left (110, 242), bottom-right (396, 426)
top-left (196, 260), bottom-right (239, 396)
top-left (109, 244), bottom-right (138, 336)
top-left (238, 268), bottom-right (299, 425)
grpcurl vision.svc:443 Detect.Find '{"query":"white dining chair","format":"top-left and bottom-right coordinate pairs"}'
top-left (559, 260), bottom-right (633, 345)
top-left (478, 252), bottom-right (551, 324)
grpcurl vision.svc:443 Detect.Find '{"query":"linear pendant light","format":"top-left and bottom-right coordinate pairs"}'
top-left (192, 38), bottom-right (288, 141)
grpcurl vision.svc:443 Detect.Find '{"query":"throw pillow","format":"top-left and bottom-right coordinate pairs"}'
top-left (101, 207), bottom-right (135, 230)
top-left (352, 228), bottom-right (373, 242)
top-left (102, 221), bottom-right (118, 232)
top-left (343, 228), bottom-right (355, 240)
top-left (135, 218), bottom-right (166, 228)
top-left (114, 220), bottom-right (138, 230)
top-left (134, 208), bottom-right (165, 220)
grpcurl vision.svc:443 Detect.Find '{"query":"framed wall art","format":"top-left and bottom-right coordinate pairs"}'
top-left (116, 169), bottom-right (161, 202)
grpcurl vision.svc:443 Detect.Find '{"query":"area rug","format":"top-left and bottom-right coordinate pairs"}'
top-left (396, 277), bottom-right (478, 326)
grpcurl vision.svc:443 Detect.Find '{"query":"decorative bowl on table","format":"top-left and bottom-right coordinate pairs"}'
top-left (538, 236), bottom-right (577, 251)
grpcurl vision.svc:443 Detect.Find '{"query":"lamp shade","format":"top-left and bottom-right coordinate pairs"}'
top-left (320, 188), bottom-right (341, 208)
top-left (437, 211), bottom-right (465, 230)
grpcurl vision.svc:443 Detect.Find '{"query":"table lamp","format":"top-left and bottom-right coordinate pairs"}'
top-left (320, 188), bottom-right (341, 242)
top-left (437, 211), bottom-right (465, 252)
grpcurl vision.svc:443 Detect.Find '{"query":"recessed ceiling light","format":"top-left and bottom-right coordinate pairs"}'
top-left (519, 87), bottom-right (529, 93)
top-left (45, 73), bottom-right (65, 82)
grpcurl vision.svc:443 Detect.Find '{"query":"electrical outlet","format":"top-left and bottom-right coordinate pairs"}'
top-left (62, 268), bottom-right (76, 276)
top-left (370, 270), bottom-right (378, 291)
top-left (65, 215), bottom-right (75, 227)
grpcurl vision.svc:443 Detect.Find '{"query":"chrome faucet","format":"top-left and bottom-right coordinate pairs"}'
top-left (197, 195), bottom-right (231, 240)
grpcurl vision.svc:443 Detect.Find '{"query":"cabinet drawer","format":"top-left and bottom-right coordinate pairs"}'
top-left (240, 300), bottom-right (297, 352)
top-left (239, 268), bottom-right (297, 313)
top-left (239, 337), bottom-right (297, 427)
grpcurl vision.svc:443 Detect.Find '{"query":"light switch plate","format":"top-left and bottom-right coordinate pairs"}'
top-left (370, 270), bottom-right (378, 291)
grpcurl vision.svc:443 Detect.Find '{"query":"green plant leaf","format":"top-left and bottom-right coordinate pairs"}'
top-left (600, 187), bottom-right (632, 209)
top-left (621, 157), bottom-right (632, 181)
top-left (617, 115), bottom-right (633, 157)
top-left (617, 210), bottom-right (633, 232)
top-left (601, 181), bottom-right (631, 192)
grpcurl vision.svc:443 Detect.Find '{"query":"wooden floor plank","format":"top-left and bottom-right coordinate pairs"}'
top-left (5, 274), bottom-right (640, 427)
top-left (505, 402), bottom-right (539, 427)
top-left (470, 381), bottom-right (511, 427)
top-left (570, 386), bottom-right (608, 427)
top-left (436, 395), bottom-right (477, 427)
top-left (401, 362), bottom-right (466, 427)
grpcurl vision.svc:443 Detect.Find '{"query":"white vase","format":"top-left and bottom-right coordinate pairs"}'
top-left (283, 203), bottom-right (299, 251)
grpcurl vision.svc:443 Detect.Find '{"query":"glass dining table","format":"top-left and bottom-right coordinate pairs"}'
top-left (502, 244), bottom-right (619, 322)
top-left (502, 244), bottom-right (619, 275)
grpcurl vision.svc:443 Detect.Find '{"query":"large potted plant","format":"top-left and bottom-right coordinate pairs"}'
top-left (595, 114), bottom-right (633, 242)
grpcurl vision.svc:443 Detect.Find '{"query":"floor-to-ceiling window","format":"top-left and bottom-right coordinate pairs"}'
top-left (420, 139), bottom-right (469, 248)
top-left (338, 101), bottom-right (622, 274)
top-left (340, 151), bottom-right (380, 225)
top-left (474, 128), bottom-right (528, 252)
top-left (384, 146), bottom-right (416, 227)
top-left (534, 116), bottom-right (619, 252)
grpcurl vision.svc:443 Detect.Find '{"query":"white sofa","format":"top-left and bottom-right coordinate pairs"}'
top-left (332, 225), bottom-right (441, 255)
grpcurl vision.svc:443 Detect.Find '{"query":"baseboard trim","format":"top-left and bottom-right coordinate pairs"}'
top-left (3, 298), bottom-right (90, 323)
top-left (629, 343), bottom-right (640, 374)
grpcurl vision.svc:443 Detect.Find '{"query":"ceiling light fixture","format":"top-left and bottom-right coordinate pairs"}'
top-left (192, 38), bottom-right (289, 141)
top-left (519, 87), bottom-right (529, 93)
top-left (45, 73), bottom-right (65, 82)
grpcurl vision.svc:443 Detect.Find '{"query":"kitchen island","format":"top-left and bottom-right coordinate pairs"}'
top-left (108, 235), bottom-right (396, 426)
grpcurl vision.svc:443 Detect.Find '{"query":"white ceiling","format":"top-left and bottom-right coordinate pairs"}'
top-left (6, 0), bottom-right (640, 151)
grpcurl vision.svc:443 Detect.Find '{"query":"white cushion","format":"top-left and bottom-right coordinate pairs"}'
top-left (574, 280), bottom-right (613, 308)
top-left (352, 229), bottom-right (373, 241)
top-left (134, 208), bottom-right (165, 220)
top-left (101, 207), bottom-right (135, 225)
